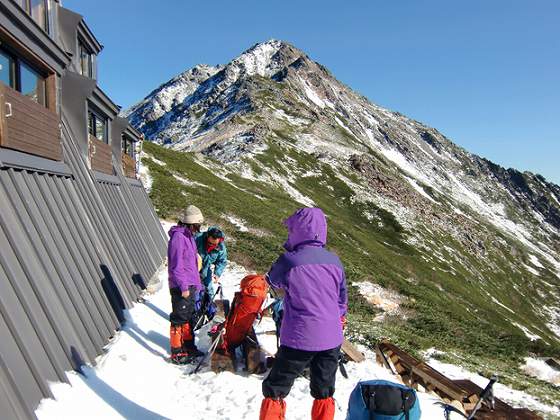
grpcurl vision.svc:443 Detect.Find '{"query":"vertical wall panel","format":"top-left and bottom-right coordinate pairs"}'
top-left (0, 119), bottom-right (166, 419)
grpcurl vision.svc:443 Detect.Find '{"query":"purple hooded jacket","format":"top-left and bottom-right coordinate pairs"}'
top-left (168, 226), bottom-right (201, 292)
top-left (267, 208), bottom-right (348, 352)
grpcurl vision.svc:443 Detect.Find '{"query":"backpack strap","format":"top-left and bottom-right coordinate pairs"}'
top-left (402, 389), bottom-right (412, 420)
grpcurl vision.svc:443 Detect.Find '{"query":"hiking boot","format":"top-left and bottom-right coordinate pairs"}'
top-left (170, 353), bottom-right (190, 365)
top-left (183, 340), bottom-right (204, 357)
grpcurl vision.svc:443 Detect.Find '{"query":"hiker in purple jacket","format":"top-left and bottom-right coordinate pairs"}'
top-left (168, 205), bottom-right (204, 364)
top-left (260, 207), bottom-right (348, 420)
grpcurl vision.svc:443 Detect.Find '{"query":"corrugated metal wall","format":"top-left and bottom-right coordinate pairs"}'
top-left (0, 118), bottom-right (166, 419)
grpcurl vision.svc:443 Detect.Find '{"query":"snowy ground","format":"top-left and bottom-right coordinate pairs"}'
top-left (36, 262), bottom-right (456, 419)
top-left (34, 223), bottom-right (556, 419)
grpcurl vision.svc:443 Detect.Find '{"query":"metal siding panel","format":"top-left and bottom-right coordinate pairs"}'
top-left (131, 184), bottom-right (168, 254)
top-left (61, 158), bottom-right (136, 302)
top-left (61, 123), bottom-right (141, 303)
top-left (103, 183), bottom-right (152, 281)
top-left (29, 173), bottom-right (107, 354)
top-left (0, 313), bottom-right (41, 420)
top-left (35, 174), bottom-right (116, 337)
top-left (9, 171), bottom-right (99, 361)
top-left (115, 182), bottom-right (162, 273)
top-left (98, 182), bottom-right (150, 287)
top-left (0, 172), bottom-right (72, 381)
top-left (63, 183), bottom-right (140, 307)
top-left (46, 177), bottom-right (120, 332)
top-left (0, 254), bottom-right (56, 400)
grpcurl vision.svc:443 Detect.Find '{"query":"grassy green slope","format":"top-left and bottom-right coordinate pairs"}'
top-left (143, 141), bottom-right (560, 407)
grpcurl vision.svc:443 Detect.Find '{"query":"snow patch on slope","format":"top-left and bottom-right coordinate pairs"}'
top-left (522, 358), bottom-right (560, 386)
top-left (512, 322), bottom-right (541, 341)
top-left (224, 214), bottom-right (249, 232)
top-left (353, 282), bottom-right (403, 321)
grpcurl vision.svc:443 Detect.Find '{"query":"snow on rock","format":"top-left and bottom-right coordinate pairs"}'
top-left (522, 358), bottom-right (560, 386)
top-left (512, 322), bottom-right (541, 341)
top-left (353, 281), bottom-right (403, 321)
top-left (523, 263), bottom-right (541, 276)
top-left (223, 214), bottom-right (249, 232)
top-left (544, 306), bottom-right (560, 340)
top-left (489, 296), bottom-right (515, 314)
top-left (273, 108), bottom-right (308, 126)
top-left (172, 174), bottom-right (214, 190)
top-left (300, 77), bottom-right (325, 108)
top-left (529, 255), bottom-right (545, 269)
top-left (404, 176), bottom-right (438, 204)
top-left (427, 358), bottom-right (560, 417)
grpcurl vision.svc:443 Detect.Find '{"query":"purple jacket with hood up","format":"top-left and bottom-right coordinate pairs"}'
top-left (168, 226), bottom-right (201, 292)
top-left (267, 208), bottom-right (348, 352)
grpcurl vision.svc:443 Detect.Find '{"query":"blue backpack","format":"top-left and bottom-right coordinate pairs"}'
top-left (346, 380), bottom-right (421, 420)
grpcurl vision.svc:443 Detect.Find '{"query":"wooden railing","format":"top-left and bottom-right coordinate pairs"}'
top-left (89, 135), bottom-right (113, 175)
top-left (0, 83), bottom-right (62, 161)
top-left (122, 153), bottom-right (136, 178)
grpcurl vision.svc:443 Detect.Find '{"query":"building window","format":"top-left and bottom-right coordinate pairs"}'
top-left (121, 134), bottom-right (135, 157)
top-left (20, 62), bottom-right (46, 104)
top-left (79, 41), bottom-right (94, 78)
top-left (16, 0), bottom-right (49, 33)
top-left (0, 47), bottom-right (47, 106)
top-left (88, 107), bottom-right (107, 143)
top-left (0, 50), bottom-right (15, 88)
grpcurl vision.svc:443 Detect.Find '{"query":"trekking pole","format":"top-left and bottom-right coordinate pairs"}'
top-left (192, 327), bottom-right (225, 374)
top-left (193, 285), bottom-right (224, 331)
top-left (466, 375), bottom-right (498, 420)
top-left (218, 282), bottom-right (230, 317)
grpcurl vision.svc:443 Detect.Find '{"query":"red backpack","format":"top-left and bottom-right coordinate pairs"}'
top-left (221, 274), bottom-right (268, 350)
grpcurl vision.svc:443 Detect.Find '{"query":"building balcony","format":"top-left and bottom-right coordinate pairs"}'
top-left (122, 153), bottom-right (136, 179)
top-left (0, 82), bottom-right (62, 161)
top-left (88, 134), bottom-right (112, 175)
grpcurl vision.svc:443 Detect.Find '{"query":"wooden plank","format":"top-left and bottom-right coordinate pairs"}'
top-left (4, 88), bottom-right (58, 122)
top-left (122, 154), bottom-right (136, 178)
top-left (378, 342), bottom-right (468, 402)
top-left (0, 84), bottom-right (62, 161)
top-left (341, 338), bottom-right (365, 362)
top-left (89, 136), bottom-right (113, 175)
top-left (4, 128), bottom-right (60, 161)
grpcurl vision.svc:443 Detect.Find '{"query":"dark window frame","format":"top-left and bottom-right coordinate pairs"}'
top-left (88, 105), bottom-right (108, 144)
top-left (121, 134), bottom-right (135, 158)
top-left (15, 0), bottom-right (50, 34)
top-left (0, 45), bottom-right (47, 107)
top-left (78, 39), bottom-right (94, 78)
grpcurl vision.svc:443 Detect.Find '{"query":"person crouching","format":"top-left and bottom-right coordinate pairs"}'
top-left (196, 226), bottom-right (227, 297)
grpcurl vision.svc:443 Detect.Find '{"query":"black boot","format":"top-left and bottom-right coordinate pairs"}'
top-left (183, 340), bottom-right (204, 358)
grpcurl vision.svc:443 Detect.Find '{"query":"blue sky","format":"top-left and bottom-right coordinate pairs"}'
top-left (64, 0), bottom-right (560, 184)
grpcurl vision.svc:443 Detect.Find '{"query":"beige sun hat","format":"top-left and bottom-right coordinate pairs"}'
top-left (179, 205), bottom-right (204, 224)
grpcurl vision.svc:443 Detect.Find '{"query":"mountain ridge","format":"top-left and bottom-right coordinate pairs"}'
top-left (128, 39), bottom-right (560, 409)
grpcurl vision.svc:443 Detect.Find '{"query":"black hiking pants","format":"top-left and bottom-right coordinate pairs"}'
top-left (169, 286), bottom-right (197, 328)
top-left (262, 345), bottom-right (341, 399)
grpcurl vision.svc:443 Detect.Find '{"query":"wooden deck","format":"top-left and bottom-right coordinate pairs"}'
top-left (375, 341), bottom-right (543, 419)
